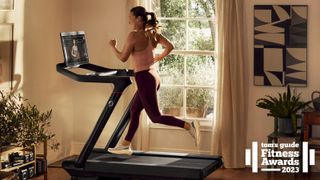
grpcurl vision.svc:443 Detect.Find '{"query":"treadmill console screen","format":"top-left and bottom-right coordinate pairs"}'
top-left (60, 31), bottom-right (89, 67)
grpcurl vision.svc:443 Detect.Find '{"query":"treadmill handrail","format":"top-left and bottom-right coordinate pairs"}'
top-left (56, 63), bottom-right (134, 84)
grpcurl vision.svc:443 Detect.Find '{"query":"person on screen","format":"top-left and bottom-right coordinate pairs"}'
top-left (108, 6), bottom-right (200, 155)
top-left (71, 39), bottom-right (80, 60)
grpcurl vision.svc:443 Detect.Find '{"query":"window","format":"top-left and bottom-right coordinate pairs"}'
top-left (149, 0), bottom-right (216, 126)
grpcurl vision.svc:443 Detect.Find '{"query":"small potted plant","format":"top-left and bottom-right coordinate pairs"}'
top-left (186, 88), bottom-right (213, 118)
top-left (0, 91), bottom-right (59, 150)
top-left (256, 85), bottom-right (311, 134)
top-left (159, 88), bottom-right (183, 116)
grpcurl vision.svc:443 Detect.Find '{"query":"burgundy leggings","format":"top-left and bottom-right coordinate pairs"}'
top-left (124, 69), bottom-right (185, 142)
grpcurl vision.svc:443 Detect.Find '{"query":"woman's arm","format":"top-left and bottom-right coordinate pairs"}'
top-left (109, 32), bottom-right (135, 62)
top-left (154, 34), bottom-right (174, 62)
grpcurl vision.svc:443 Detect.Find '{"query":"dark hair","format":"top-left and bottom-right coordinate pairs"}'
top-left (130, 6), bottom-right (159, 31)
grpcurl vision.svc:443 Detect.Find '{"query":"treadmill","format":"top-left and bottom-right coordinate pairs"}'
top-left (56, 31), bottom-right (223, 179)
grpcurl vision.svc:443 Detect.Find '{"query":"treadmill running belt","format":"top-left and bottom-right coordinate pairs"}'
top-left (80, 153), bottom-right (221, 179)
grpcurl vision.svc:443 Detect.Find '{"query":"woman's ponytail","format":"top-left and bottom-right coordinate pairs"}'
top-left (145, 12), bottom-right (159, 31)
top-left (130, 6), bottom-right (159, 31)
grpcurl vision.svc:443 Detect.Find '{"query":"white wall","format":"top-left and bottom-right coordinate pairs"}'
top-left (0, 0), bottom-right (74, 163)
top-left (244, 0), bottom-right (320, 148)
top-left (70, 0), bottom-right (136, 153)
top-left (18, 0), bottom-right (135, 161)
top-left (23, 0), bottom-right (73, 162)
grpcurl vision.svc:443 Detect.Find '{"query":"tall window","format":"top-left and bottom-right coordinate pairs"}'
top-left (149, 0), bottom-right (216, 126)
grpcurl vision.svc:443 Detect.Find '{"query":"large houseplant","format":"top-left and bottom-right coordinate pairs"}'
top-left (256, 85), bottom-right (310, 134)
top-left (0, 91), bottom-right (59, 150)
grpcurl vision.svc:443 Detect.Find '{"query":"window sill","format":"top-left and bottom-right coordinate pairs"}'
top-left (148, 121), bottom-right (213, 132)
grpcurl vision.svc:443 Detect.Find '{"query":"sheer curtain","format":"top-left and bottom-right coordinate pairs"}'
top-left (211, 0), bottom-right (247, 168)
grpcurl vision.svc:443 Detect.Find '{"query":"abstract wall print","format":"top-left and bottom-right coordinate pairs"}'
top-left (0, 23), bottom-right (13, 90)
top-left (0, 0), bottom-right (14, 10)
top-left (254, 5), bottom-right (307, 86)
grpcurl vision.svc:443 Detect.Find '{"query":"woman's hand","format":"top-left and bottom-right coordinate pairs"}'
top-left (154, 55), bottom-right (162, 62)
top-left (108, 33), bottom-right (134, 62)
top-left (109, 39), bottom-right (117, 47)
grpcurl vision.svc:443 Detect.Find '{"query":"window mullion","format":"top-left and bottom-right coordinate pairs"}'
top-left (186, 0), bottom-right (189, 52)
top-left (186, 0), bottom-right (189, 18)
top-left (158, 17), bottom-right (211, 21)
top-left (183, 56), bottom-right (187, 119)
top-left (154, 49), bottom-right (215, 55)
top-left (161, 84), bottom-right (215, 89)
top-left (171, 50), bottom-right (215, 55)
top-left (184, 0), bottom-right (188, 120)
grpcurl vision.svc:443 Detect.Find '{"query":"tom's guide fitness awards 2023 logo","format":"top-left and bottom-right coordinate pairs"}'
top-left (245, 141), bottom-right (316, 173)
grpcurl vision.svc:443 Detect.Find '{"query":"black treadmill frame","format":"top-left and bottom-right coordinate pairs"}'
top-left (56, 62), bottom-right (223, 179)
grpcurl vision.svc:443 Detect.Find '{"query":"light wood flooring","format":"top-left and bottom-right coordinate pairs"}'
top-left (31, 167), bottom-right (320, 180)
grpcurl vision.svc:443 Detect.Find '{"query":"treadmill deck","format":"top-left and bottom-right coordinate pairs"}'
top-left (63, 149), bottom-right (223, 180)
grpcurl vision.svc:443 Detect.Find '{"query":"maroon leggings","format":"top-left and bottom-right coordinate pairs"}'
top-left (124, 69), bottom-right (185, 142)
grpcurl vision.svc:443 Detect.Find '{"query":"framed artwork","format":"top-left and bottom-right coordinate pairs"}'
top-left (254, 5), bottom-right (308, 86)
top-left (0, 0), bottom-right (14, 10)
top-left (0, 23), bottom-right (13, 90)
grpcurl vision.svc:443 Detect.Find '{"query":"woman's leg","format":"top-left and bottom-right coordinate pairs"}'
top-left (135, 70), bottom-right (185, 128)
top-left (109, 70), bottom-right (200, 154)
top-left (124, 92), bottom-right (144, 142)
top-left (107, 93), bottom-right (143, 154)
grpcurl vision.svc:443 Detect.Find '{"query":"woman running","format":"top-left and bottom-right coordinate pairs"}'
top-left (108, 6), bottom-right (200, 155)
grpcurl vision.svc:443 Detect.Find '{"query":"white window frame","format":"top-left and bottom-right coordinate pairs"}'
top-left (147, 0), bottom-right (216, 129)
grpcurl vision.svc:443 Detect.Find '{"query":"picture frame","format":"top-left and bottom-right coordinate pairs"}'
top-left (0, 0), bottom-right (14, 10)
top-left (0, 23), bottom-right (13, 90)
top-left (253, 5), bottom-right (308, 87)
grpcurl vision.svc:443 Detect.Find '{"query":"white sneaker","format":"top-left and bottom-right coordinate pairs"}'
top-left (107, 145), bottom-right (133, 155)
top-left (188, 121), bottom-right (201, 147)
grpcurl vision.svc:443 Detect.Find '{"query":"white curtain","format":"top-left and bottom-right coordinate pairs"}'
top-left (211, 0), bottom-right (247, 168)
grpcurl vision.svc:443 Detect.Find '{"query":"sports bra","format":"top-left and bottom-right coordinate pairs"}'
top-left (131, 35), bottom-right (156, 72)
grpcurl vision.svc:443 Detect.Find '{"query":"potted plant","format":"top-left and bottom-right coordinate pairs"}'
top-left (186, 88), bottom-right (213, 118)
top-left (0, 91), bottom-right (59, 150)
top-left (158, 57), bottom-right (184, 117)
top-left (256, 85), bottom-right (311, 134)
top-left (159, 87), bottom-right (183, 116)
top-left (185, 57), bottom-right (215, 118)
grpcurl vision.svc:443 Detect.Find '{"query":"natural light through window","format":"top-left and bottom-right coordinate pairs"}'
top-left (149, 0), bottom-right (216, 126)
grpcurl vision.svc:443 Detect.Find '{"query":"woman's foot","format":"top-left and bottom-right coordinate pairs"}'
top-left (107, 144), bottom-right (133, 155)
top-left (188, 121), bottom-right (201, 147)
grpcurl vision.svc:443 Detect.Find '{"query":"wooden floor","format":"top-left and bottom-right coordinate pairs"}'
top-left (32, 167), bottom-right (320, 180)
